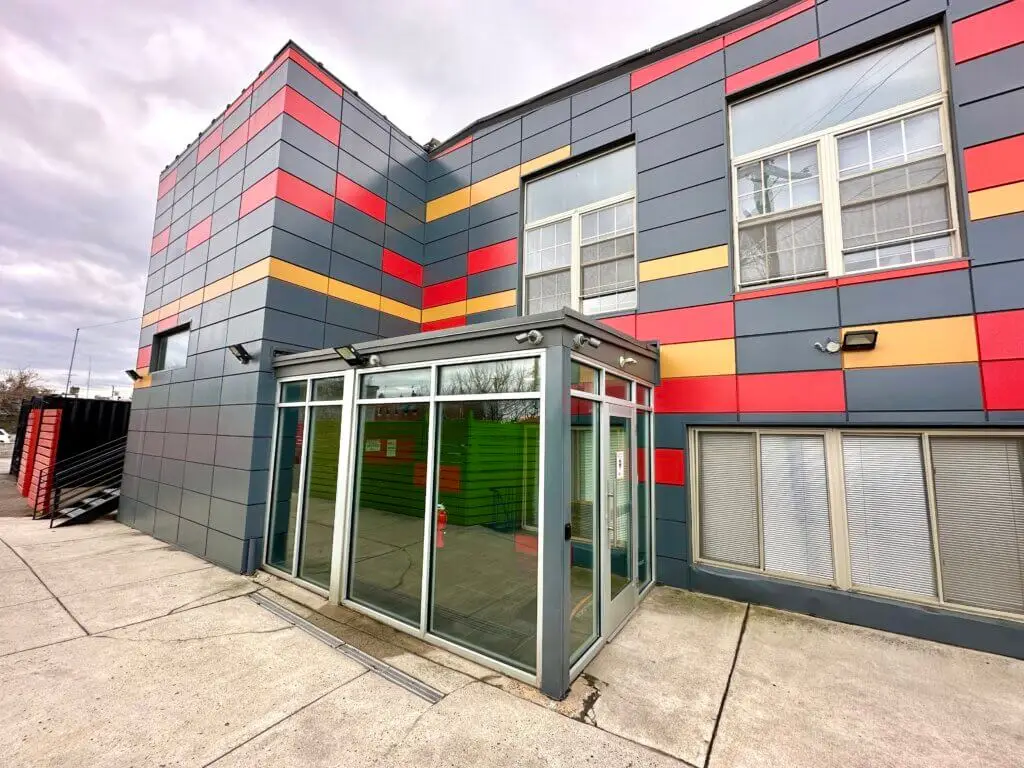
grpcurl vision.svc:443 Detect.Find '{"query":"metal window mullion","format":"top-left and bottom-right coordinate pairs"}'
top-left (754, 430), bottom-right (766, 570)
top-left (262, 401), bottom-right (284, 567)
top-left (570, 211), bottom-right (581, 311)
top-left (921, 433), bottom-right (946, 605)
top-left (417, 363), bottom-right (440, 636)
top-left (818, 136), bottom-right (845, 278)
top-left (828, 430), bottom-right (853, 590)
top-left (330, 370), bottom-right (357, 604)
top-left (290, 401), bottom-right (311, 577)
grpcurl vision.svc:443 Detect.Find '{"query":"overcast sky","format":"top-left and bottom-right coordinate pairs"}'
top-left (0, 0), bottom-right (748, 396)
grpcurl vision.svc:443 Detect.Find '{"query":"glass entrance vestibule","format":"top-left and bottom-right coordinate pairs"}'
top-left (264, 311), bottom-right (659, 697)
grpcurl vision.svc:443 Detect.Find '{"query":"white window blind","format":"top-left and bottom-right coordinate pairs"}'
top-left (842, 435), bottom-right (936, 597)
top-left (570, 425), bottom-right (596, 542)
top-left (759, 435), bottom-right (834, 580)
top-left (930, 437), bottom-right (1024, 615)
top-left (698, 432), bottom-right (760, 568)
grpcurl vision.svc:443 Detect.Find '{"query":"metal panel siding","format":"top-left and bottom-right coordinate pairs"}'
top-left (468, 265), bottom-right (518, 297)
top-left (845, 364), bottom-right (984, 410)
top-left (427, 166), bottom-right (472, 200)
top-left (331, 226), bottom-right (383, 268)
top-left (847, 410), bottom-right (986, 423)
top-left (636, 112), bottom-right (725, 172)
top-left (387, 180), bottom-right (426, 222)
top-left (326, 296), bottom-right (380, 334)
top-left (384, 226), bottom-right (423, 265)
top-left (424, 254), bottom-right (468, 286)
top-left (631, 84), bottom-right (723, 142)
top-left (266, 279), bottom-right (328, 322)
top-left (380, 273), bottom-right (421, 307)
top-left (277, 142), bottom-right (335, 194)
top-left (280, 116), bottom-right (338, 171)
top-left (469, 190), bottom-right (518, 228)
top-left (637, 268), bottom-right (734, 311)
top-left (387, 157), bottom-right (427, 200)
top-left (819, 0), bottom-right (946, 58)
top-left (570, 121), bottom-right (633, 157)
top-left (385, 205), bottom-right (425, 244)
top-left (965, 213), bottom-right (1024, 265)
top-left (570, 94), bottom-right (631, 142)
top-left (571, 75), bottom-right (630, 116)
top-left (338, 150), bottom-right (388, 200)
top-left (390, 135), bottom-right (428, 180)
top-left (471, 120), bottom-right (521, 161)
top-left (470, 144), bottom-right (520, 184)
top-left (521, 122), bottom-right (571, 164)
top-left (522, 98), bottom-right (571, 139)
top-left (424, 230), bottom-right (469, 264)
top-left (725, 10), bottom-right (818, 75)
top-left (637, 211), bottom-right (731, 260)
top-left (426, 144), bottom-right (471, 181)
top-left (342, 100), bottom-right (390, 152)
top-left (955, 89), bottom-right (1024, 149)
top-left (736, 328), bottom-right (843, 373)
top-left (839, 271), bottom-right (975, 325)
top-left (637, 179), bottom-right (728, 231)
top-left (638, 146), bottom-right (727, 201)
top-left (425, 209), bottom-right (469, 244)
top-left (333, 200), bottom-right (385, 245)
top-left (273, 201), bottom-right (333, 248)
top-left (952, 42), bottom-right (1024, 107)
top-left (341, 128), bottom-right (389, 178)
top-left (467, 213), bottom-right (519, 252)
top-left (973, 259), bottom-right (1024, 312)
top-left (631, 52), bottom-right (725, 116)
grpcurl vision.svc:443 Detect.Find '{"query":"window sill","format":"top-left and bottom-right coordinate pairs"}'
top-left (734, 258), bottom-right (968, 301)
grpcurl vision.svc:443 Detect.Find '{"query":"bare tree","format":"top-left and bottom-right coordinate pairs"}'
top-left (0, 369), bottom-right (51, 431)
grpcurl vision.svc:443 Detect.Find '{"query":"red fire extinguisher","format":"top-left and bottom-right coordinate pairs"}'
top-left (435, 504), bottom-right (447, 549)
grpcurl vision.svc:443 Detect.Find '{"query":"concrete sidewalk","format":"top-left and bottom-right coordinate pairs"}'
top-left (0, 491), bottom-right (1021, 766)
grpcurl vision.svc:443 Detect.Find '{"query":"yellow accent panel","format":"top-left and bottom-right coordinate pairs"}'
top-left (638, 245), bottom-right (729, 282)
top-left (178, 289), bottom-right (204, 312)
top-left (660, 339), bottom-right (736, 378)
top-left (268, 258), bottom-right (329, 294)
top-left (841, 316), bottom-right (979, 369)
top-left (380, 297), bottom-right (421, 324)
top-left (466, 289), bottom-right (516, 315)
top-left (141, 310), bottom-right (159, 328)
top-left (157, 300), bottom-right (180, 321)
top-left (231, 258), bottom-right (272, 290)
top-left (968, 181), bottom-right (1024, 220)
top-left (470, 166), bottom-right (520, 206)
top-left (519, 146), bottom-right (571, 178)
top-left (422, 301), bottom-right (467, 323)
top-left (425, 187), bottom-right (472, 222)
top-left (327, 279), bottom-right (382, 311)
top-left (133, 367), bottom-right (151, 389)
top-left (202, 275), bottom-right (234, 302)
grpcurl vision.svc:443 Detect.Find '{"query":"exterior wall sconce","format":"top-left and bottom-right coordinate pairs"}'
top-left (124, 369), bottom-right (142, 381)
top-left (842, 329), bottom-right (879, 351)
top-left (571, 333), bottom-right (602, 350)
top-left (515, 330), bottom-right (544, 345)
top-left (335, 345), bottom-right (379, 367)
top-left (619, 356), bottom-right (638, 367)
top-left (228, 343), bottom-right (253, 364)
top-left (813, 339), bottom-right (842, 354)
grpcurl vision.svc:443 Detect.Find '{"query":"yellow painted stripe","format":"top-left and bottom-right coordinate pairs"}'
top-left (133, 367), bottom-right (152, 389)
top-left (425, 145), bottom-right (572, 222)
top-left (269, 258), bottom-right (329, 294)
top-left (842, 315), bottom-right (979, 369)
top-left (660, 339), bottom-right (736, 378)
top-left (379, 296), bottom-right (421, 324)
top-left (231, 258), bottom-right (272, 290)
top-left (425, 187), bottom-right (472, 222)
top-left (638, 245), bottom-right (729, 282)
top-left (141, 309), bottom-right (159, 328)
top-left (968, 181), bottom-right (1024, 220)
top-left (157, 300), bottom-right (180, 322)
top-left (327, 278), bottom-right (382, 312)
top-left (421, 300), bottom-right (467, 323)
top-left (467, 289), bottom-right (516, 315)
top-left (202, 274), bottom-right (235, 303)
top-left (178, 289), bottom-right (204, 312)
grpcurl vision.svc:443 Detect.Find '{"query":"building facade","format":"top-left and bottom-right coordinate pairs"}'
top-left (121, 0), bottom-right (1024, 678)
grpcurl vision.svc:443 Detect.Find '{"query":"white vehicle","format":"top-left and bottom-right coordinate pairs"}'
top-left (0, 429), bottom-right (10, 444)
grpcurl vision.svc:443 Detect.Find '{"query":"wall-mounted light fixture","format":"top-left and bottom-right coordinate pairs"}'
top-left (842, 329), bottom-right (878, 351)
top-left (335, 345), bottom-right (379, 367)
top-left (227, 343), bottom-right (253, 364)
top-left (813, 338), bottom-right (842, 354)
top-left (124, 369), bottom-right (142, 382)
top-left (619, 356), bottom-right (638, 368)
top-left (515, 329), bottom-right (544, 345)
top-left (571, 333), bottom-right (602, 350)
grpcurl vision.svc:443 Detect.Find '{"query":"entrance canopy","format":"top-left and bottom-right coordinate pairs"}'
top-left (268, 309), bottom-right (659, 698)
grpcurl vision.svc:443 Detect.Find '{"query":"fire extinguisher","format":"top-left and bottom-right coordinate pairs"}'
top-left (435, 504), bottom-right (447, 549)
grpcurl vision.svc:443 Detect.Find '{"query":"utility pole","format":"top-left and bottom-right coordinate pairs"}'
top-left (85, 356), bottom-right (92, 398)
top-left (64, 328), bottom-right (79, 396)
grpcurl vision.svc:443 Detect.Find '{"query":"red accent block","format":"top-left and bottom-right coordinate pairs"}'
top-left (248, 87), bottom-right (287, 139)
top-left (977, 309), bottom-right (1024, 360)
top-left (964, 134), bottom-right (1024, 191)
top-left (434, 136), bottom-right (472, 158)
top-left (738, 370), bottom-right (846, 413)
top-left (156, 314), bottom-right (179, 332)
top-left (219, 122), bottom-right (249, 164)
top-left (982, 359), bottom-right (1024, 409)
top-left (335, 174), bottom-right (386, 222)
top-left (284, 87), bottom-right (340, 145)
top-left (185, 216), bottom-right (212, 251)
top-left (423, 277), bottom-right (467, 308)
top-left (655, 448), bottom-right (686, 486)
top-left (383, 249), bottom-right (424, 286)
top-left (952, 0), bottom-right (1024, 63)
top-left (600, 314), bottom-right (637, 337)
top-left (736, 277), bottom-right (837, 300)
top-left (17, 409), bottom-right (40, 496)
top-left (239, 170), bottom-right (279, 218)
top-left (631, 37), bottom-right (724, 90)
top-left (836, 260), bottom-right (967, 286)
top-left (725, 0), bottom-right (815, 45)
top-left (656, 375), bottom-right (739, 413)
top-left (286, 48), bottom-right (344, 96)
top-left (137, 346), bottom-right (152, 369)
top-left (636, 302), bottom-right (734, 343)
top-left (637, 447), bottom-right (647, 483)
top-left (151, 227), bottom-right (170, 255)
top-left (468, 239), bottom-right (517, 274)
top-left (422, 316), bottom-right (467, 332)
top-left (156, 169), bottom-right (176, 199)
top-left (278, 170), bottom-right (335, 222)
top-left (726, 41), bottom-right (819, 94)
top-left (196, 125), bottom-right (222, 163)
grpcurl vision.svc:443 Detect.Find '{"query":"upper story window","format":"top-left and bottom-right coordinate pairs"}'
top-left (523, 147), bottom-right (636, 316)
top-left (152, 326), bottom-right (189, 372)
top-left (729, 30), bottom-right (959, 290)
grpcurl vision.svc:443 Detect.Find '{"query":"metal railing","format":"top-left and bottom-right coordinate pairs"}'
top-left (32, 435), bottom-right (127, 524)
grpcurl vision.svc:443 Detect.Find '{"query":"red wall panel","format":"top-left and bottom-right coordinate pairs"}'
top-left (285, 48), bottom-right (344, 97)
top-left (434, 136), bottom-right (472, 158)
top-left (737, 370), bottom-right (846, 413)
top-left (655, 375), bottom-right (738, 413)
top-left (422, 316), bottom-right (467, 332)
top-left (150, 227), bottom-right (170, 255)
top-left (284, 88), bottom-right (341, 145)
top-left (136, 346), bottom-right (152, 369)
top-left (952, 0), bottom-right (1024, 63)
top-left (655, 448), bottom-right (686, 486)
top-left (196, 125), bottom-right (222, 163)
top-left (726, 41), bottom-right (819, 94)
top-left (636, 303), bottom-right (734, 344)
top-left (978, 309), bottom-right (1024, 360)
top-left (836, 259), bottom-right (967, 286)
top-left (468, 239), bottom-right (518, 274)
top-left (963, 133), bottom-right (1024, 191)
top-left (724, 0), bottom-right (815, 45)
top-left (981, 359), bottom-right (1024, 409)
top-left (219, 122), bottom-right (249, 164)
top-left (185, 216), bottom-right (212, 251)
top-left (382, 249), bottom-right (424, 286)
top-left (631, 37), bottom-right (724, 90)
top-left (156, 169), bottom-right (176, 199)
top-left (599, 314), bottom-right (637, 337)
top-left (248, 88), bottom-right (287, 139)
top-left (239, 170), bottom-right (279, 218)
top-left (277, 170), bottom-right (335, 222)
top-left (423, 277), bottom-right (468, 308)
top-left (335, 174), bottom-right (386, 222)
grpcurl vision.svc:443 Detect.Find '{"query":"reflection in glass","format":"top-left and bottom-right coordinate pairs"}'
top-left (280, 381), bottom-right (307, 403)
top-left (526, 146), bottom-right (636, 224)
top-left (360, 369), bottom-right (431, 399)
top-left (608, 414), bottom-right (632, 601)
top-left (570, 398), bottom-right (600, 663)
top-left (571, 362), bottom-right (598, 394)
top-left (430, 400), bottom-right (541, 672)
top-left (349, 403), bottom-right (429, 625)
top-left (605, 374), bottom-right (631, 400)
top-left (637, 413), bottom-right (651, 589)
top-left (635, 385), bottom-right (650, 406)
top-left (439, 358), bottom-right (539, 395)
top-left (298, 405), bottom-right (341, 588)
top-left (268, 407), bottom-right (305, 571)
top-left (312, 377), bottom-right (345, 401)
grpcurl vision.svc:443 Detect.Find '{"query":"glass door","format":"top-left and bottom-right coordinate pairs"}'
top-left (603, 403), bottom-right (637, 632)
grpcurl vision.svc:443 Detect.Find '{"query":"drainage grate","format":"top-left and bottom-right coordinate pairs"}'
top-left (250, 592), bottom-right (444, 704)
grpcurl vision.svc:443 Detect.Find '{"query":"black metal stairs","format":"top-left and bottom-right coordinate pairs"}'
top-left (33, 435), bottom-right (127, 528)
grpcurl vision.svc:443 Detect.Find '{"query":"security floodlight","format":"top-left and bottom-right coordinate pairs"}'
top-left (125, 369), bottom-right (142, 381)
top-left (227, 343), bottom-right (252, 364)
top-left (842, 329), bottom-right (879, 351)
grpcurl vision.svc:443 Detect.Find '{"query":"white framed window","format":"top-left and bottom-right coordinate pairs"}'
top-left (728, 29), bottom-right (961, 290)
top-left (691, 428), bottom-right (1024, 622)
top-left (151, 326), bottom-right (189, 372)
top-left (523, 146), bottom-right (636, 316)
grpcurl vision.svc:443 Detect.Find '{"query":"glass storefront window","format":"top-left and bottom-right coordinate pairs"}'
top-left (637, 413), bottom-right (652, 589)
top-left (605, 373), bottom-right (631, 400)
top-left (571, 362), bottom-right (598, 394)
top-left (439, 358), bottom-right (540, 395)
top-left (298, 405), bottom-right (342, 588)
top-left (430, 399), bottom-right (541, 672)
top-left (312, 377), bottom-right (345, 401)
top-left (348, 402), bottom-right (430, 625)
top-left (569, 397), bottom-right (599, 663)
top-left (280, 381), bottom-right (307, 403)
top-left (361, 369), bottom-right (431, 399)
top-left (267, 407), bottom-right (305, 571)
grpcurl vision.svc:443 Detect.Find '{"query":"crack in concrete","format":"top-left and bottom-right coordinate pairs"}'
top-left (91, 626), bottom-right (293, 644)
top-left (703, 603), bottom-right (750, 768)
top-left (0, 533), bottom-right (90, 636)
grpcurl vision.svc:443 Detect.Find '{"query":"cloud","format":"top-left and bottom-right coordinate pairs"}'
top-left (0, 0), bottom-right (748, 394)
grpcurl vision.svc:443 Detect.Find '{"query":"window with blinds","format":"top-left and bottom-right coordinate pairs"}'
top-left (843, 435), bottom-right (936, 597)
top-left (930, 437), bottom-right (1024, 615)
top-left (698, 432), bottom-right (760, 568)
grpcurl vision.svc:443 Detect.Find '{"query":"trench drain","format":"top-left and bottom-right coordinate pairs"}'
top-left (249, 592), bottom-right (444, 704)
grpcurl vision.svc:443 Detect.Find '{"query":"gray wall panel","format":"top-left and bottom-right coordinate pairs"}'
top-left (469, 191), bottom-right (519, 228)
top-left (571, 75), bottom-right (630, 116)
top-left (426, 145), bottom-right (471, 181)
top-left (736, 328), bottom-right (843, 373)
top-left (384, 225), bottom-right (424, 263)
top-left (468, 265), bottom-right (518, 297)
top-left (424, 254), bottom-right (468, 286)
top-left (425, 209), bottom-right (469, 244)
top-left (570, 94), bottom-right (631, 142)
top-left (340, 123), bottom-right (391, 175)
top-left (847, 410), bottom-right (987, 424)
top-left (467, 213), bottom-right (519, 252)
top-left (820, 0), bottom-right (946, 59)
top-left (955, 89), bottom-right (1024, 148)
top-left (521, 122), bottom-right (570, 164)
top-left (845, 364), bottom-right (984, 411)
top-left (338, 149), bottom-right (388, 199)
top-left (637, 211), bottom-right (731, 260)
top-left (735, 289), bottom-right (840, 336)
top-left (972, 260), bottom-right (1024, 312)
top-left (631, 53), bottom-right (725, 115)
top-left (725, 10), bottom-right (817, 75)
top-left (839, 271), bottom-right (975, 325)
top-left (632, 83), bottom-right (723, 141)
top-left (966, 214), bottom-right (1024, 265)
top-left (326, 296), bottom-right (380, 334)
top-left (522, 98), bottom-right (571, 139)
top-left (637, 179), bottom-right (728, 231)
top-left (281, 115), bottom-right (339, 177)
top-left (471, 120), bottom-right (522, 161)
top-left (470, 144), bottom-right (521, 183)
top-left (570, 121), bottom-right (633, 157)
top-left (331, 226), bottom-right (383, 269)
top-left (637, 268), bottom-right (733, 311)
top-left (952, 43), bottom-right (1024, 111)
top-left (342, 99), bottom-right (390, 152)
top-left (636, 112), bottom-right (725, 172)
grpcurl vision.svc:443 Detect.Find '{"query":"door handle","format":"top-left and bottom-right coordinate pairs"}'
top-left (607, 492), bottom-right (615, 536)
